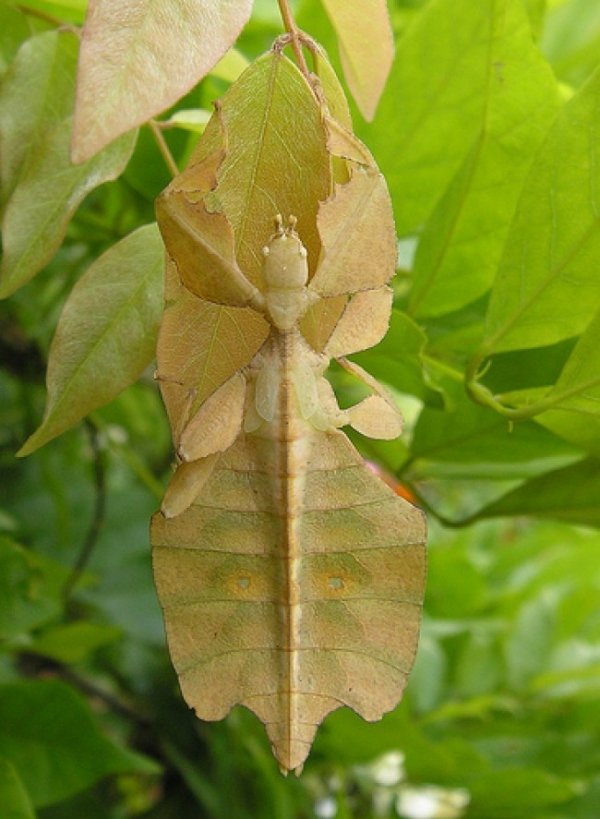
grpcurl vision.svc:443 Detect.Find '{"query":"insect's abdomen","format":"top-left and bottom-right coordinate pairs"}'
top-left (151, 420), bottom-right (426, 773)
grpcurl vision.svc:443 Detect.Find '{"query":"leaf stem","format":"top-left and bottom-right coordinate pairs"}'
top-left (465, 348), bottom-right (558, 421)
top-left (276, 0), bottom-right (311, 78)
top-left (17, 4), bottom-right (67, 27)
top-left (149, 120), bottom-right (179, 178)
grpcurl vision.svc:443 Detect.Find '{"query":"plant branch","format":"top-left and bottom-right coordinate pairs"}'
top-left (63, 420), bottom-right (107, 601)
top-left (276, 0), bottom-right (311, 78)
top-left (149, 120), bottom-right (179, 178)
top-left (402, 481), bottom-right (478, 529)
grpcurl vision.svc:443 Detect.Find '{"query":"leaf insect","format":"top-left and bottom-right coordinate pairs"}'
top-left (151, 116), bottom-right (427, 774)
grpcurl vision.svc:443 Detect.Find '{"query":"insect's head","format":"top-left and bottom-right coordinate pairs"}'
top-left (262, 214), bottom-right (309, 290)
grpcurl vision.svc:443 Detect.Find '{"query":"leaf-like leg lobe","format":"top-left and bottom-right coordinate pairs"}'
top-left (178, 373), bottom-right (246, 461)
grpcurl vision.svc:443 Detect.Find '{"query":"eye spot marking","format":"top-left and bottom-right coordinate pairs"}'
top-left (238, 576), bottom-right (251, 590)
top-left (328, 576), bottom-right (344, 591)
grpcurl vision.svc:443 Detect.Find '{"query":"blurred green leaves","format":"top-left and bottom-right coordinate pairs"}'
top-left (0, 680), bottom-right (158, 808)
top-left (0, 759), bottom-right (36, 819)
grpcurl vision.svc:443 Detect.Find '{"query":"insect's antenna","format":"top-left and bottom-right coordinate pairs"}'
top-left (275, 214), bottom-right (284, 235)
top-left (286, 214), bottom-right (298, 235)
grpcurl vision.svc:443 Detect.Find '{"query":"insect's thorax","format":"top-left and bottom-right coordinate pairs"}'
top-left (262, 218), bottom-right (311, 331)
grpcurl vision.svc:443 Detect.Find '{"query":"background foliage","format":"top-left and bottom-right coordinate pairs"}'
top-left (1, 0), bottom-right (600, 816)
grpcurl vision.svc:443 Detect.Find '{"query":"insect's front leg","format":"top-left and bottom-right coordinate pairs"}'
top-left (336, 357), bottom-right (403, 440)
top-left (160, 372), bottom-right (248, 518)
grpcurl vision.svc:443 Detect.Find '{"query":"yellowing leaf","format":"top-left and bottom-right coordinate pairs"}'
top-left (319, 0), bottom-right (394, 120)
top-left (0, 31), bottom-right (136, 298)
top-left (19, 224), bottom-right (164, 456)
top-left (72, 0), bottom-right (253, 162)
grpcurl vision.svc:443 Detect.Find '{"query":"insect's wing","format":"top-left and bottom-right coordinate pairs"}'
top-left (151, 427), bottom-right (426, 774)
top-left (157, 147), bottom-right (263, 309)
top-left (308, 168), bottom-right (397, 298)
top-left (324, 286), bottom-right (393, 357)
top-left (157, 258), bottom-right (269, 442)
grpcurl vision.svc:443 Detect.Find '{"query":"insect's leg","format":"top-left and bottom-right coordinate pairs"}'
top-left (337, 357), bottom-right (403, 440)
top-left (161, 454), bottom-right (219, 518)
top-left (178, 372), bottom-right (247, 461)
top-left (160, 372), bottom-right (247, 518)
top-left (153, 370), bottom-right (197, 446)
top-left (323, 286), bottom-right (393, 358)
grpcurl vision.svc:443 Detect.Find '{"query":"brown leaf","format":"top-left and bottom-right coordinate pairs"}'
top-left (72, 0), bottom-right (253, 162)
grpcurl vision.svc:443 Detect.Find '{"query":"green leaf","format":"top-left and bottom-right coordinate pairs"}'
top-left (27, 621), bottom-right (122, 664)
top-left (209, 48), bottom-right (249, 83)
top-left (363, 0), bottom-right (519, 234)
top-left (409, 379), bottom-right (578, 479)
top-left (469, 768), bottom-right (576, 816)
top-left (0, 759), bottom-right (36, 819)
top-left (480, 66), bottom-right (600, 355)
top-left (353, 308), bottom-right (439, 402)
top-left (0, 4), bottom-right (31, 79)
top-left (532, 308), bottom-right (600, 451)
top-left (162, 109), bottom-right (212, 134)
top-left (19, 224), bottom-right (164, 456)
top-left (0, 536), bottom-right (68, 641)
top-left (543, 0), bottom-right (600, 87)
top-left (522, 0), bottom-right (547, 37)
top-left (17, 1), bottom-right (87, 25)
top-left (0, 31), bottom-right (137, 298)
top-left (409, 0), bottom-right (559, 317)
top-left (474, 458), bottom-right (600, 526)
top-left (0, 30), bottom-right (78, 209)
top-left (505, 589), bottom-right (559, 688)
top-left (72, 0), bottom-right (253, 161)
top-left (0, 679), bottom-right (159, 807)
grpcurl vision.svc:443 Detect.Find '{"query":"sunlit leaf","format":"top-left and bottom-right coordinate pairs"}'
top-left (319, 0), bottom-right (394, 120)
top-left (480, 66), bottom-right (600, 354)
top-left (18, 224), bottom-right (163, 456)
top-left (409, 0), bottom-right (559, 317)
top-left (71, 0), bottom-right (254, 162)
top-left (362, 0), bottom-right (516, 234)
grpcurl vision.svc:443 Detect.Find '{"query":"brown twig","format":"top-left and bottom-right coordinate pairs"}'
top-left (276, 0), bottom-right (311, 79)
top-left (149, 119), bottom-right (179, 178)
